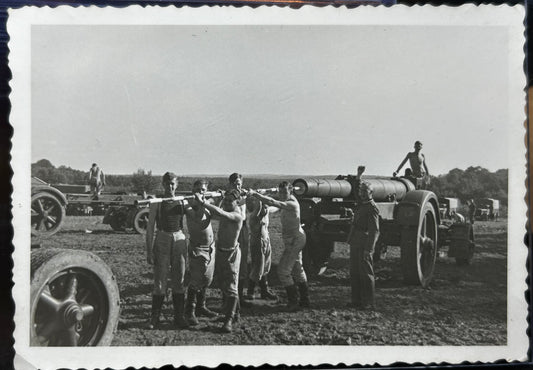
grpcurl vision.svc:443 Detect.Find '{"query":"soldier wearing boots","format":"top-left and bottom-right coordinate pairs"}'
top-left (146, 172), bottom-right (189, 329)
top-left (225, 173), bottom-right (251, 308)
top-left (346, 179), bottom-right (380, 310)
top-left (183, 179), bottom-right (218, 326)
top-left (196, 189), bottom-right (244, 333)
top-left (245, 195), bottom-right (277, 301)
top-left (249, 181), bottom-right (310, 311)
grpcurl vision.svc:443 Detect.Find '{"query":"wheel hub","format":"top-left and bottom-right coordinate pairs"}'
top-left (62, 301), bottom-right (84, 326)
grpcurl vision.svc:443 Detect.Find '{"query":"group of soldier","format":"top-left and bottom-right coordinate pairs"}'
top-left (120, 141), bottom-right (430, 334)
top-left (143, 172), bottom-right (310, 333)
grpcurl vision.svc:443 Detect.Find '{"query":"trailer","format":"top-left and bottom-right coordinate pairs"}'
top-left (31, 177), bottom-right (152, 236)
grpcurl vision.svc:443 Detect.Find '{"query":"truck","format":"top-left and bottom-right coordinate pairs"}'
top-left (293, 174), bottom-right (475, 287)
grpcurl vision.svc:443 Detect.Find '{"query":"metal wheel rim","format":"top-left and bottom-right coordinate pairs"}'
top-left (134, 210), bottom-right (149, 232)
top-left (31, 194), bottom-right (62, 233)
top-left (418, 207), bottom-right (437, 278)
top-left (32, 267), bottom-right (110, 346)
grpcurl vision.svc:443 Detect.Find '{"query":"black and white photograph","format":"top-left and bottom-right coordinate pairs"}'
top-left (9, 4), bottom-right (527, 369)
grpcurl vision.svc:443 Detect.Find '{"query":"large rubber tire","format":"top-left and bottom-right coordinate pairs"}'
top-left (133, 208), bottom-right (150, 234)
top-left (400, 201), bottom-right (438, 287)
top-left (31, 192), bottom-right (66, 237)
top-left (30, 248), bottom-right (120, 346)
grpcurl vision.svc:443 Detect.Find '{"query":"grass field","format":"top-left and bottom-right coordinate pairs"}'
top-left (35, 215), bottom-right (507, 346)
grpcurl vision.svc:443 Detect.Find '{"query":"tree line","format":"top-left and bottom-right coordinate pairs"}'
top-left (31, 159), bottom-right (507, 205)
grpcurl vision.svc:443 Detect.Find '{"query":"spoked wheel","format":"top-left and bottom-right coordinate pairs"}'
top-left (401, 201), bottom-right (438, 287)
top-left (31, 249), bottom-right (120, 346)
top-left (31, 192), bottom-right (65, 237)
top-left (133, 208), bottom-right (150, 234)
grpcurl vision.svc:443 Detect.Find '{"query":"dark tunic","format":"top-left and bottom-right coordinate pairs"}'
top-left (157, 201), bottom-right (185, 232)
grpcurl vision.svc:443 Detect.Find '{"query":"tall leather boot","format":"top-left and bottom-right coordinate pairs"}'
top-left (297, 282), bottom-right (310, 308)
top-left (259, 276), bottom-right (278, 300)
top-left (284, 285), bottom-right (300, 312)
top-left (221, 296), bottom-right (239, 333)
top-left (245, 279), bottom-right (256, 300)
top-left (172, 293), bottom-right (189, 329)
top-left (185, 288), bottom-right (199, 326)
top-left (196, 287), bottom-right (218, 318)
top-left (238, 282), bottom-right (251, 308)
top-left (147, 294), bottom-right (164, 329)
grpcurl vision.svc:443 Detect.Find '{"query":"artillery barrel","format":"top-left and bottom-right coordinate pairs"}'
top-left (292, 177), bottom-right (415, 202)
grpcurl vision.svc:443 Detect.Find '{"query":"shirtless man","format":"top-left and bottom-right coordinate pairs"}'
top-left (88, 163), bottom-right (105, 199)
top-left (195, 189), bottom-right (244, 333)
top-left (225, 173), bottom-right (251, 307)
top-left (245, 196), bottom-right (277, 301)
top-left (249, 181), bottom-right (310, 311)
top-left (146, 172), bottom-right (189, 329)
top-left (393, 141), bottom-right (430, 183)
top-left (183, 180), bottom-right (218, 326)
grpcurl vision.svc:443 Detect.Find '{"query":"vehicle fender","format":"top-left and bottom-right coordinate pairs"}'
top-left (31, 185), bottom-right (68, 206)
top-left (395, 190), bottom-right (440, 226)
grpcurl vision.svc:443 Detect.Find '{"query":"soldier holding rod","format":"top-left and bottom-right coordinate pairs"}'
top-left (248, 181), bottom-right (310, 311)
top-left (145, 172), bottom-right (190, 329)
top-left (183, 179), bottom-right (218, 326)
top-left (194, 189), bottom-right (244, 333)
top-left (346, 177), bottom-right (380, 310)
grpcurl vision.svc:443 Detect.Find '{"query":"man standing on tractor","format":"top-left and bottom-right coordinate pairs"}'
top-left (393, 141), bottom-right (430, 187)
top-left (145, 172), bottom-right (189, 330)
top-left (195, 189), bottom-right (244, 333)
top-left (183, 179), bottom-right (219, 326)
top-left (88, 163), bottom-right (105, 199)
top-left (244, 194), bottom-right (277, 302)
top-left (347, 176), bottom-right (380, 310)
top-left (248, 182), bottom-right (310, 311)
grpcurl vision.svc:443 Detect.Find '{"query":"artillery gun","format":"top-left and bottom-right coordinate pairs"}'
top-left (293, 174), bottom-right (474, 287)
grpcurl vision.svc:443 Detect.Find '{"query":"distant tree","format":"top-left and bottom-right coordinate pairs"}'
top-left (34, 159), bottom-right (54, 168)
top-left (131, 169), bottom-right (158, 194)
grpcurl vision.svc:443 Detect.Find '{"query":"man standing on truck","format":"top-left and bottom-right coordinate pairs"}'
top-left (249, 182), bottom-right (310, 311)
top-left (183, 179), bottom-right (219, 326)
top-left (347, 180), bottom-right (380, 310)
top-left (195, 189), bottom-right (244, 333)
top-left (244, 195), bottom-right (277, 301)
top-left (145, 172), bottom-right (189, 330)
top-left (393, 141), bottom-right (430, 187)
top-left (88, 163), bottom-right (105, 199)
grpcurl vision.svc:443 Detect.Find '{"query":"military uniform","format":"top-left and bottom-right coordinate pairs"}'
top-left (148, 200), bottom-right (188, 328)
top-left (348, 199), bottom-right (380, 308)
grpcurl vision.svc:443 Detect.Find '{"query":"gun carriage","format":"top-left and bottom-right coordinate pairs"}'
top-left (293, 174), bottom-right (474, 287)
top-left (31, 177), bottom-right (152, 236)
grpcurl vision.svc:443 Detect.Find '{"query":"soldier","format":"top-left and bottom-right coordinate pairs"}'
top-left (346, 180), bottom-right (380, 310)
top-left (183, 179), bottom-right (218, 326)
top-left (393, 141), bottom-right (430, 187)
top-left (249, 181), bottom-right (310, 311)
top-left (88, 163), bottom-right (105, 199)
top-left (145, 172), bottom-right (189, 329)
top-left (245, 195), bottom-right (277, 301)
top-left (225, 173), bottom-right (251, 308)
top-left (195, 189), bottom-right (244, 333)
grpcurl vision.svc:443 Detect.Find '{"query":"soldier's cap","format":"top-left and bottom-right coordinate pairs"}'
top-left (224, 189), bottom-right (241, 202)
top-left (360, 180), bottom-right (373, 191)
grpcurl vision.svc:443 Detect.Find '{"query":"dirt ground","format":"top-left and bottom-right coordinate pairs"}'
top-left (36, 215), bottom-right (508, 346)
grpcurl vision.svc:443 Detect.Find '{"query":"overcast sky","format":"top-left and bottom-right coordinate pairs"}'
top-left (31, 25), bottom-right (508, 176)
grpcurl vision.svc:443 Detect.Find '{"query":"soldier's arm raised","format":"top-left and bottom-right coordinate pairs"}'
top-left (251, 192), bottom-right (297, 211)
top-left (201, 200), bottom-right (244, 222)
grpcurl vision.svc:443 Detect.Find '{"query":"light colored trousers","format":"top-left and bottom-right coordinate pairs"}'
top-left (249, 234), bottom-right (272, 283)
top-left (153, 230), bottom-right (187, 295)
top-left (277, 230), bottom-right (307, 287)
top-left (188, 241), bottom-right (216, 290)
